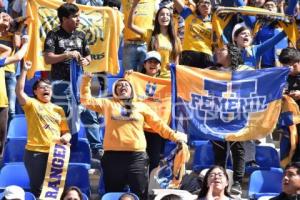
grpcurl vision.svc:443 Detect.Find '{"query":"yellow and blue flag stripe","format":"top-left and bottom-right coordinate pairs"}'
top-left (171, 65), bottom-right (289, 141)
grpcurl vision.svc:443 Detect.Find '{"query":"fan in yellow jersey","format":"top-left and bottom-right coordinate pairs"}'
top-left (15, 61), bottom-right (71, 197)
top-left (80, 73), bottom-right (187, 200)
top-left (149, 6), bottom-right (181, 78)
top-left (0, 33), bottom-right (29, 155)
top-left (124, 0), bottom-right (157, 72)
top-left (0, 13), bottom-right (23, 125)
top-left (174, 0), bottom-right (214, 68)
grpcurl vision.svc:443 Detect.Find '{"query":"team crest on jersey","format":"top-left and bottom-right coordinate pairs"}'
top-left (190, 79), bottom-right (267, 136)
top-left (145, 82), bottom-right (157, 97)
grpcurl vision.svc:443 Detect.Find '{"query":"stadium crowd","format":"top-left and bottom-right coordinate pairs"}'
top-left (0, 0), bottom-right (300, 199)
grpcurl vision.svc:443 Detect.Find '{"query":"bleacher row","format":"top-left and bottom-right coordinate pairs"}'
top-left (1, 113), bottom-right (284, 199)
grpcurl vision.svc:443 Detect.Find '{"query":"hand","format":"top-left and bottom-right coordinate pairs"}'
top-left (289, 90), bottom-right (300, 100)
top-left (84, 71), bottom-right (93, 78)
top-left (175, 131), bottom-right (187, 143)
top-left (23, 61), bottom-right (32, 71)
top-left (21, 35), bottom-right (29, 44)
top-left (125, 69), bottom-right (133, 75)
top-left (66, 50), bottom-right (81, 61)
top-left (59, 133), bottom-right (71, 145)
top-left (206, 182), bottom-right (215, 200)
top-left (79, 57), bottom-right (90, 66)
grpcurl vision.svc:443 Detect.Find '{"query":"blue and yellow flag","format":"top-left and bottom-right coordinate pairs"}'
top-left (171, 65), bottom-right (289, 141)
top-left (25, 0), bottom-right (123, 78)
top-left (212, 6), bottom-right (294, 48)
top-left (125, 72), bottom-right (171, 132)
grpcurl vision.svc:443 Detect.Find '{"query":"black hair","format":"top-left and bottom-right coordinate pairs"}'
top-left (264, 0), bottom-right (278, 5)
top-left (279, 48), bottom-right (300, 65)
top-left (60, 186), bottom-right (83, 200)
top-left (285, 162), bottom-right (300, 174)
top-left (227, 43), bottom-right (244, 71)
top-left (32, 78), bottom-right (51, 98)
top-left (160, 194), bottom-right (183, 200)
top-left (103, 0), bottom-right (121, 10)
top-left (233, 26), bottom-right (250, 41)
top-left (198, 165), bottom-right (231, 198)
top-left (119, 193), bottom-right (135, 200)
top-left (57, 3), bottom-right (79, 24)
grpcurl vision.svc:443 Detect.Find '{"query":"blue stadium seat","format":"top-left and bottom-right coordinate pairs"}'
top-left (2, 138), bottom-right (26, 165)
top-left (7, 115), bottom-right (27, 139)
top-left (101, 192), bottom-right (139, 200)
top-left (78, 123), bottom-right (86, 138)
top-left (248, 168), bottom-right (283, 200)
top-left (3, 138), bottom-right (92, 167)
top-left (0, 163), bottom-right (30, 191)
top-left (69, 138), bottom-right (91, 168)
top-left (0, 191), bottom-right (36, 200)
top-left (65, 163), bottom-right (91, 197)
top-left (246, 145), bottom-right (280, 174)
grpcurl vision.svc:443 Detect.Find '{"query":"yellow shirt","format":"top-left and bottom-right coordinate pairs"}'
top-left (156, 33), bottom-right (172, 78)
top-left (122, 0), bottom-right (156, 42)
top-left (80, 76), bottom-right (180, 152)
top-left (0, 34), bottom-right (16, 73)
top-left (182, 10), bottom-right (212, 55)
top-left (23, 98), bottom-right (69, 153)
top-left (0, 68), bottom-right (8, 108)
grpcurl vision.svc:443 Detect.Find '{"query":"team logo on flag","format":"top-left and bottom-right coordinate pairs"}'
top-left (190, 79), bottom-right (267, 135)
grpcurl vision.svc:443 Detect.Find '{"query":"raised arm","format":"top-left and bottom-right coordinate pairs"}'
top-left (234, 0), bottom-right (256, 29)
top-left (173, 0), bottom-right (185, 15)
top-left (1, 35), bottom-right (28, 66)
top-left (285, 0), bottom-right (298, 15)
top-left (80, 73), bottom-right (106, 114)
top-left (127, 0), bottom-right (146, 36)
top-left (0, 43), bottom-right (12, 59)
top-left (15, 60), bottom-right (31, 106)
top-left (256, 31), bottom-right (286, 57)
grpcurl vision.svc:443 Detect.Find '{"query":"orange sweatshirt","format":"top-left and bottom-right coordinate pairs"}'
top-left (80, 76), bottom-right (181, 152)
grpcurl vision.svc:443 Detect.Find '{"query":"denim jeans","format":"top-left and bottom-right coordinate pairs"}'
top-left (5, 71), bottom-right (16, 123)
top-left (80, 107), bottom-right (103, 152)
top-left (51, 80), bottom-right (103, 151)
top-left (122, 42), bottom-right (147, 72)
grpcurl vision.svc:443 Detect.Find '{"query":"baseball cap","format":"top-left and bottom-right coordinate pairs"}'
top-left (3, 185), bottom-right (25, 200)
top-left (144, 51), bottom-right (161, 63)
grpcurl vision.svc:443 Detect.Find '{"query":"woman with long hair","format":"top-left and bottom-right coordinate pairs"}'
top-left (60, 186), bottom-right (83, 200)
top-left (198, 166), bottom-right (234, 200)
top-left (150, 6), bottom-right (181, 78)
